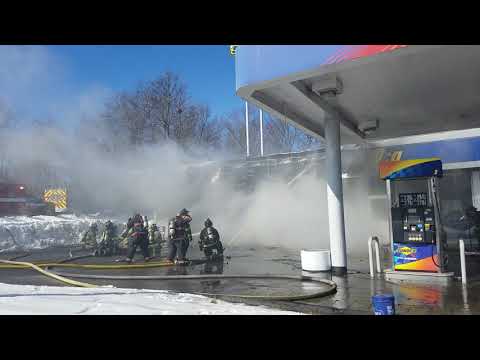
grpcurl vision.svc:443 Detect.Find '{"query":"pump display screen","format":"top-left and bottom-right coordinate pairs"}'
top-left (408, 216), bottom-right (421, 223)
top-left (399, 193), bottom-right (428, 207)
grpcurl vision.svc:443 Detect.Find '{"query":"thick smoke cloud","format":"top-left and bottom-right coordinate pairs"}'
top-left (1, 124), bottom-right (378, 255)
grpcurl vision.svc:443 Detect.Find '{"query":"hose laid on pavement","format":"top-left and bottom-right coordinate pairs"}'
top-left (0, 257), bottom-right (336, 300)
top-left (0, 254), bottom-right (337, 301)
top-left (0, 260), bottom-right (180, 270)
top-left (0, 259), bottom-right (97, 288)
top-left (44, 271), bottom-right (337, 301)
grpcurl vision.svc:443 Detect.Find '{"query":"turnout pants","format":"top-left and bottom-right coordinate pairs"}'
top-left (204, 241), bottom-right (224, 258)
top-left (127, 234), bottom-right (150, 260)
top-left (168, 238), bottom-right (186, 261)
top-left (182, 239), bottom-right (192, 259)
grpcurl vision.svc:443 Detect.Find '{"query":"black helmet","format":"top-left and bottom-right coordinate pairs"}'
top-left (204, 218), bottom-right (213, 227)
top-left (179, 208), bottom-right (190, 216)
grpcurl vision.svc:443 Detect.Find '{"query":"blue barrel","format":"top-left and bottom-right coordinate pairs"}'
top-left (372, 294), bottom-right (395, 315)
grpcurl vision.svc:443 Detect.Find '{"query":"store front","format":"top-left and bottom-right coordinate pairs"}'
top-left (369, 130), bottom-right (480, 253)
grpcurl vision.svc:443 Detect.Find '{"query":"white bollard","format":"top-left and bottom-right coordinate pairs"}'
top-left (368, 236), bottom-right (381, 278)
top-left (368, 237), bottom-right (374, 278)
top-left (374, 239), bottom-right (381, 274)
top-left (460, 239), bottom-right (467, 285)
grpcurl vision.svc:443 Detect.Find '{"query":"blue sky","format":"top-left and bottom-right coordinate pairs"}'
top-left (0, 45), bottom-right (243, 127)
top-left (50, 45), bottom-right (242, 115)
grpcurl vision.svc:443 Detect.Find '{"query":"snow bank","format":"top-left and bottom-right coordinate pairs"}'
top-left (0, 282), bottom-right (301, 315)
top-left (0, 214), bottom-right (106, 250)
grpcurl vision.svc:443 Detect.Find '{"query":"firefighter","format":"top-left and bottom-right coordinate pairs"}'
top-left (167, 208), bottom-right (192, 264)
top-left (81, 223), bottom-right (98, 251)
top-left (149, 223), bottom-right (159, 245)
top-left (118, 218), bottom-right (131, 251)
top-left (148, 223), bottom-right (164, 257)
top-left (97, 220), bottom-right (118, 256)
top-left (199, 218), bottom-right (223, 260)
top-left (183, 215), bottom-right (193, 259)
top-left (119, 213), bottom-right (151, 263)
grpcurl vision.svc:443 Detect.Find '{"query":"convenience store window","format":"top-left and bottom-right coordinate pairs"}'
top-left (440, 168), bottom-right (480, 251)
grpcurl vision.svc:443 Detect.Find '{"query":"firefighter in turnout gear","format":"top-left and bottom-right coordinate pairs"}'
top-left (120, 213), bottom-right (151, 263)
top-left (167, 208), bottom-right (192, 264)
top-left (81, 223), bottom-right (98, 251)
top-left (199, 218), bottom-right (223, 260)
top-left (149, 223), bottom-right (159, 245)
top-left (148, 223), bottom-right (164, 257)
top-left (183, 218), bottom-right (193, 259)
top-left (118, 218), bottom-right (131, 250)
top-left (97, 220), bottom-right (118, 256)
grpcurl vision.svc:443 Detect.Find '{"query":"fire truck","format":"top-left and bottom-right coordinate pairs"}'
top-left (0, 183), bottom-right (55, 216)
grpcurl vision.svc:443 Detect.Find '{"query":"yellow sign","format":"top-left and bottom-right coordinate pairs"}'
top-left (398, 246), bottom-right (416, 256)
top-left (44, 188), bottom-right (68, 209)
top-left (230, 45), bottom-right (238, 56)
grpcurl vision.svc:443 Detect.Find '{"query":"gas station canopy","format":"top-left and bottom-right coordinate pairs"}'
top-left (236, 45), bottom-right (480, 144)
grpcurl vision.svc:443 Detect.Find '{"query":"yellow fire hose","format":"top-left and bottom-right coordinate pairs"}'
top-left (0, 260), bottom-right (177, 270)
top-left (0, 257), bottom-right (337, 301)
top-left (0, 255), bottom-right (337, 301)
top-left (0, 259), bottom-right (97, 288)
top-left (46, 271), bottom-right (338, 301)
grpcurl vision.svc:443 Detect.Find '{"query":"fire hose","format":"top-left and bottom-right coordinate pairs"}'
top-left (0, 223), bottom-right (336, 300)
top-left (0, 260), bottom-right (184, 270)
top-left (0, 255), bottom-right (337, 301)
top-left (0, 259), bottom-right (97, 288)
top-left (43, 270), bottom-right (338, 301)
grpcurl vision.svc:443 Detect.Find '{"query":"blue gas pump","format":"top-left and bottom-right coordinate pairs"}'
top-left (379, 158), bottom-right (446, 273)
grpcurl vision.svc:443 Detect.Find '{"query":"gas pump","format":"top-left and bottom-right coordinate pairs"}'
top-left (379, 158), bottom-right (448, 273)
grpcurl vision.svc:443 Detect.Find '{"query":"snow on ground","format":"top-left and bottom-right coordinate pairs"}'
top-left (0, 282), bottom-right (301, 315)
top-left (0, 214), bottom-right (107, 250)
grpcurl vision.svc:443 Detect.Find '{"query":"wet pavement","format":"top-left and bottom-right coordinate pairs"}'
top-left (1, 245), bottom-right (480, 314)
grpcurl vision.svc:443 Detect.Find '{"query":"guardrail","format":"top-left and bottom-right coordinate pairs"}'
top-left (368, 236), bottom-right (381, 278)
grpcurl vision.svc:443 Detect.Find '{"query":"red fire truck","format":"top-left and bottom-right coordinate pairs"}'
top-left (0, 183), bottom-right (55, 216)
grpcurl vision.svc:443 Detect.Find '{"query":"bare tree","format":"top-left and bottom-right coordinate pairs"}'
top-left (194, 105), bottom-right (222, 149)
top-left (149, 72), bottom-right (188, 142)
top-left (222, 105), bottom-right (322, 157)
top-left (100, 71), bottom-right (320, 158)
top-left (223, 109), bottom-right (251, 157)
top-left (101, 71), bottom-right (224, 153)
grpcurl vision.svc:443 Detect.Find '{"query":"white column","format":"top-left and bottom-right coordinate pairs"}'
top-left (245, 102), bottom-right (250, 157)
top-left (259, 109), bottom-right (264, 156)
top-left (471, 170), bottom-right (480, 209)
top-left (325, 114), bottom-right (347, 274)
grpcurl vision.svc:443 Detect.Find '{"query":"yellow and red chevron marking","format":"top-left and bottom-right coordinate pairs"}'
top-left (394, 255), bottom-right (439, 272)
top-left (379, 158), bottom-right (440, 179)
top-left (44, 188), bottom-right (68, 209)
